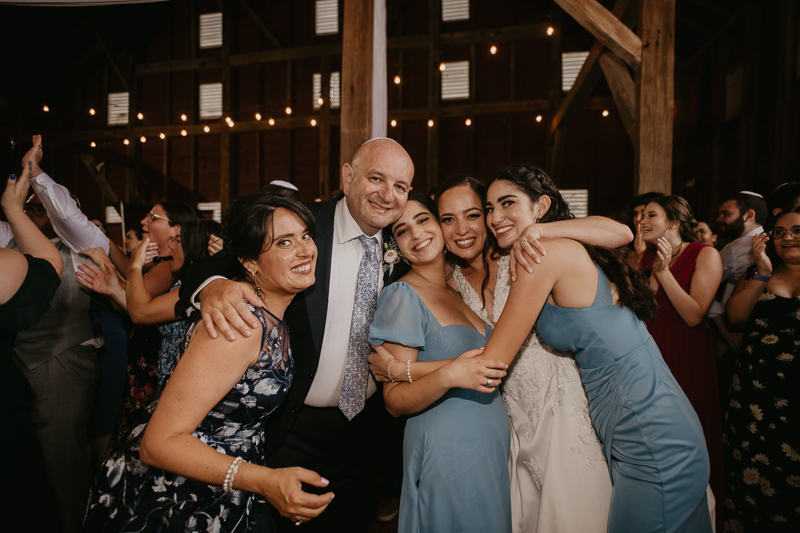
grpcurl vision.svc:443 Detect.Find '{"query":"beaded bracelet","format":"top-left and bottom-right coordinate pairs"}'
top-left (223, 456), bottom-right (245, 493)
top-left (406, 359), bottom-right (413, 383)
top-left (387, 359), bottom-right (397, 383)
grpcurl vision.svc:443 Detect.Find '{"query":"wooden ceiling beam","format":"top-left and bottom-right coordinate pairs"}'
top-left (552, 0), bottom-right (641, 70)
top-left (237, 0), bottom-right (285, 49)
top-left (598, 50), bottom-right (636, 141)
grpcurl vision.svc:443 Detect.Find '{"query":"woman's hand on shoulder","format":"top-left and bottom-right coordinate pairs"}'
top-left (441, 347), bottom-right (506, 393)
top-left (258, 467), bottom-right (334, 524)
top-left (509, 225), bottom-right (548, 281)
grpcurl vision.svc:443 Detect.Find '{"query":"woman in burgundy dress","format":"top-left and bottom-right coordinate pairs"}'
top-left (636, 195), bottom-right (724, 530)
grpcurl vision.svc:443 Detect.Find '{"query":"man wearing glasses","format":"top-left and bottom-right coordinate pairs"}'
top-left (0, 136), bottom-right (108, 533)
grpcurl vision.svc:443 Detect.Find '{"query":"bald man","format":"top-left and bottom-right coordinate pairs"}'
top-left (177, 138), bottom-right (415, 531)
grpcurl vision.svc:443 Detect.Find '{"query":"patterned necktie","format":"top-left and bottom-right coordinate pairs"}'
top-left (339, 235), bottom-right (380, 420)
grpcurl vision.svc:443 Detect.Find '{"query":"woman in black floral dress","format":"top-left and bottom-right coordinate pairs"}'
top-left (722, 207), bottom-right (800, 532)
top-left (83, 194), bottom-right (334, 532)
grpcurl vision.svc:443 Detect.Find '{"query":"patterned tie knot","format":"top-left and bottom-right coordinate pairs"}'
top-left (357, 235), bottom-right (377, 260)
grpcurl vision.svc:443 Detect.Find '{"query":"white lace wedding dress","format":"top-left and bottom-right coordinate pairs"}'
top-left (453, 255), bottom-right (612, 533)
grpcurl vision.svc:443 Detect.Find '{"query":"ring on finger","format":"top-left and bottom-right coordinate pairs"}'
top-left (521, 238), bottom-right (528, 244)
top-left (486, 378), bottom-right (492, 387)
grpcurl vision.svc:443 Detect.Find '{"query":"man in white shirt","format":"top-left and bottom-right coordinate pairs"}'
top-left (1, 136), bottom-right (109, 533)
top-left (178, 138), bottom-right (415, 532)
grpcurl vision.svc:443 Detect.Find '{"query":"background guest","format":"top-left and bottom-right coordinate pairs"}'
top-left (696, 219), bottom-right (720, 248)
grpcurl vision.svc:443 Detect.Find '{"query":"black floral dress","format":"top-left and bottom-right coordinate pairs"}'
top-left (83, 305), bottom-right (293, 532)
top-left (723, 291), bottom-right (799, 532)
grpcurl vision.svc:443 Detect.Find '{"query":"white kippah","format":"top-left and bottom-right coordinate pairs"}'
top-left (269, 180), bottom-right (299, 192)
top-left (739, 190), bottom-right (763, 198)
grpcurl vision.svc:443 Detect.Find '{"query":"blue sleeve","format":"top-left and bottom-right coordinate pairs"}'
top-left (368, 282), bottom-right (428, 348)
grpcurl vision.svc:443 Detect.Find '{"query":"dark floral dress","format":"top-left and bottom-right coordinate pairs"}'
top-left (83, 305), bottom-right (293, 532)
top-left (723, 291), bottom-right (799, 532)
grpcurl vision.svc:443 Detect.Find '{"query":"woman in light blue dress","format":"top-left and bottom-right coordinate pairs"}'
top-left (369, 192), bottom-right (511, 533)
top-left (478, 166), bottom-right (711, 533)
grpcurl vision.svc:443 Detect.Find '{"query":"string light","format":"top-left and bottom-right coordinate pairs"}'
top-left (89, 108), bottom-right (96, 116)
top-left (547, 27), bottom-right (554, 36)
top-left (439, 63), bottom-right (446, 71)
top-left (137, 112), bottom-right (144, 120)
top-left (204, 125), bottom-right (211, 132)
top-left (317, 98), bottom-right (324, 105)
top-left (428, 120), bottom-right (434, 127)
top-left (536, 115), bottom-right (543, 123)
top-left (180, 114), bottom-right (187, 121)
top-left (159, 133), bottom-right (166, 139)
top-left (180, 130), bottom-right (187, 136)
top-left (43, 105), bottom-right (49, 112)
top-left (90, 142), bottom-right (96, 147)
top-left (490, 46), bottom-right (497, 55)
top-left (390, 120), bottom-right (397, 127)
top-left (268, 118), bottom-right (275, 125)
top-left (311, 119), bottom-right (317, 126)
top-left (602, 110), bottom-right (609, 117)
top-left (227, 121), bottom-right (234, 128)
top-left (123, 139), bottom-right (130, 145)
top-left (255, 113), bottom-right (262, 120)
top-left (140, 136), bottom-right (146, 143)
top-left (285, 107), bottom-right (292, 115)
top-left (465, 118), bottom-right (472, 126)
top-left (394, 76), bottom-right (401, 85)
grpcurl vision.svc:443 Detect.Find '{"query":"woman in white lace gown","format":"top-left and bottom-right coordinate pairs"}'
top-left (372, 176), bottom-right (631, 533)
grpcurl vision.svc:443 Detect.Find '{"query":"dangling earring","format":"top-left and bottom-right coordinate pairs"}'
top-left (248, 269), bottom-right (263, 298)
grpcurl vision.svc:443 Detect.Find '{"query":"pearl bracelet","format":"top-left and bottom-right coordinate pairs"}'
top-left (406, 359), bottom-right (413, 383)
top-left (387, 359), bottom-right (397, 383)
top-left (223, 456), bottom-right (245, 493)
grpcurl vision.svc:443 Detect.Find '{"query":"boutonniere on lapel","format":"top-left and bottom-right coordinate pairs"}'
top-left (382, 237), bottom-right (408, 276)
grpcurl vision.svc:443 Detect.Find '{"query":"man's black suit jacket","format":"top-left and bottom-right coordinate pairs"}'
top-left (177, 197), bottom-right (408, 459)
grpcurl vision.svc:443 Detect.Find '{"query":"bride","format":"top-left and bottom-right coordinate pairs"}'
top-left (370, 174), bottom-right (631, 532)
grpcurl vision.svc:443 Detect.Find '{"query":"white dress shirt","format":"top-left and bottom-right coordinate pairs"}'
top-left (304, 199), bottom-right (383, 407)
top-left (707, 225), bottom-right (762, 318)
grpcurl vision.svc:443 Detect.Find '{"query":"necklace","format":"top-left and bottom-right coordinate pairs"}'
top-left (669, 242), bottom-right (686, 264)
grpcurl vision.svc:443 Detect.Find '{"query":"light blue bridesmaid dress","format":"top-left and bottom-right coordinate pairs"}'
top-left (536, 264), bottom-right (712, 533)
top-left (369, 282), bottom-right (511, 533)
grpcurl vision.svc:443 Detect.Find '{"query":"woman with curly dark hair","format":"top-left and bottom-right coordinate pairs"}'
top-left (635, 195), bottom-right (724, 529)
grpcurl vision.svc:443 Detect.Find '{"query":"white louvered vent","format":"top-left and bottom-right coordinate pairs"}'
top-left (315, 0), bottom-right (338, 35)
top-left (199, 13), bottom-right (223, 49)
top-left (105, 205), bottom-right (122, 224)
top-left (561, 51), bottom-right (590, 92)
top-left (725, 66), bottom-right (742, 121)
top-left (441, 61), bottom-right (469, 100)
top-left (442, 0), bottom-right (469, 21)
top-left (107, 92), bottom-right (129, 126)
top-left (199, 83), bottom-right (223, 119)
top-left (313, 72), bottom-right (341, 109)
top-left (197, 202), bottom-right (222, 223)
top-left (561, 189), bottom-right (589, 218)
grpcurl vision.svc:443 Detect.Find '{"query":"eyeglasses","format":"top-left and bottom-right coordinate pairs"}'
top-left (771, 226), bottom-right (800, 240)
top-left (24, 203), bottom-right (47, 216)
top-left (146, 211), bottom-right (171, 223)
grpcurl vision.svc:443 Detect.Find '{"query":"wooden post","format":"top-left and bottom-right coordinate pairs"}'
top-left (341, 0), bottom-right (376, 171)
top-left (427, 0), bottom-right (440, 189)
top-left (319, 55), bottom-right (331, 200)
top-left (634, 0), bottom-right (675, 195)
top-left (774, 0), bottom-right (798, 188)
top-left (220, 1), bottom-right (232, 210)
top-left (598, 50), bottom-right (636, 141)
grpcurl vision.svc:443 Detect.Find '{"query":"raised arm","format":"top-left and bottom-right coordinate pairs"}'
top-left (726, 234), bottom-right (771, 324)
top-left (126, 238), bottom-right (181, 324)
top-left (139, 320), bottom-right (333, 523)
top-left (652, 242), bottom-right (722, 327)
top-left (1, 164), bottom-right (63, 275)
top-left (510, 216), bottom-right (633, 280)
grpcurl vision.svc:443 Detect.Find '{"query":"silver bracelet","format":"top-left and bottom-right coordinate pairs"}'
top-left (387, 359), bottom-right (397, 383)
top-left (406, 359), bottom-right (413, 383)
top-left (223, 456), bottom-right (245, 493)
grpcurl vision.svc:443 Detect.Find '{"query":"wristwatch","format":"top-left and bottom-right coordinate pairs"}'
top-left (753, 272), bottom-right (771, 282)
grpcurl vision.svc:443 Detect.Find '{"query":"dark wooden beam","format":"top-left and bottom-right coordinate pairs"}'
top-left (340, 0), bottom-right (375, 166)
top-left (737, 2), bottom-right (760, 192)
top-left (676, 13), bottom-right (714, 38)
top-left (95, 31), bottom-right (130, 93)
top-left (553, 0), bottom-right (641, 69)
top-left (80, 154), bottom-right (120, 205)
top-left (598, 50), bottom-right (636, 141)
top-left (774, 0), bottom-right (798, 188)
top-left (237, 0), bottom-right (284, 48)
top-left (634, 0), bottom-right (676, 194)
top-left (688, 0), bottom-right (733, 20)
top-left (427, 0), bottom-right (440, 189)
top-left (683, 6), bottom-right (746, 69)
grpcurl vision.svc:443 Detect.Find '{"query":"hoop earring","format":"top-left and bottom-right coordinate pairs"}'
top-left (248, 269), bottom-right (263, 299)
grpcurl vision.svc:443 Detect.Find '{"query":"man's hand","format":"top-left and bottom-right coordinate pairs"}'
top-left (199, 279), bottom-right (264, 341)
top-left (509, 225), bottom-right (548, 282)
top-left (21, 135), bottom-right (44, 176)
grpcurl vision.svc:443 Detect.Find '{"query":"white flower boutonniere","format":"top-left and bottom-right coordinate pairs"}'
top-left (383, 238), bottom-right (407, 276)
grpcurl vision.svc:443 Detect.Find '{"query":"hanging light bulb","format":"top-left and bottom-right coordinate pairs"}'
top-left (140, 136), bottom-right (146, 143)
top-left (43, 105), bottom-right (50, 112)
top-left (137, 112), bottom-right (144, 120)
top-left (311, 119), bottom-right (317, 126)
top-left (268, 118), bottom-right (275, 126)
top-left (89, 108), bottom-right (96, 116)
top-left (602, 110), bottom-right (609, 117)
top-left (547, 27), bottom-right (554, 36)
top-left (318, 97), bottom-right (324, 106)
top-left (180, 114), bottom-right (187, 121)
top-left (439, 63), bottom-right (446, 71)
top-left (428, 120), bottom-right (434, 127)
top-left (490, 46), bottom-right (497, 55)
top-left (90, 142), bottom-right (96, 147)
top-left (159, 133), bottom-right (166, 139)
top-left (285, 106), bottom-right (292, 115)
top-left (465, 118), bottom-right (472, 126)
top-left (535, 115), bottom-right (543, 123)
top-left (255, 113), bottom-right (262, 120)
top-left (204, 125), bottom-right (211, 132)
top-left (180, 130), bottom-right (187, 137)
top-left (394, 76), bottom-right (401, 85)
top-left (123, 139), bottom-right (130, 145)
top-left (390, 120), bottom-right (397, 127)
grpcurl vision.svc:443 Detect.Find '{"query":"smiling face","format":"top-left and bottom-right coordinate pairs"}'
top-left (437, 186), bottom-right (487, 261)
top-left (342, 139), bottom-right (415, 236)
top-left (696, 222), bottom-right (717, 247)
top-left (632, 204), bottom-right (647, 227)
top-left (141, 204), bottom-right (177, 256)
top-left (640, 202), bottom-right (679, 244)
top-left (243, 208), bottom-right (317, 297)
top-left (392, 200), bottom-right (444, 266)
top-left (485, 180), bottom-right (547, 249)
top-left (772, 212), bottom-right (800, 264)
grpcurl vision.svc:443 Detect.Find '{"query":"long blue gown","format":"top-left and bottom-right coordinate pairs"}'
top-left (536, 264), bottom-right (711, 533)
top-left (369, 282), bottom-right (511, 533)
